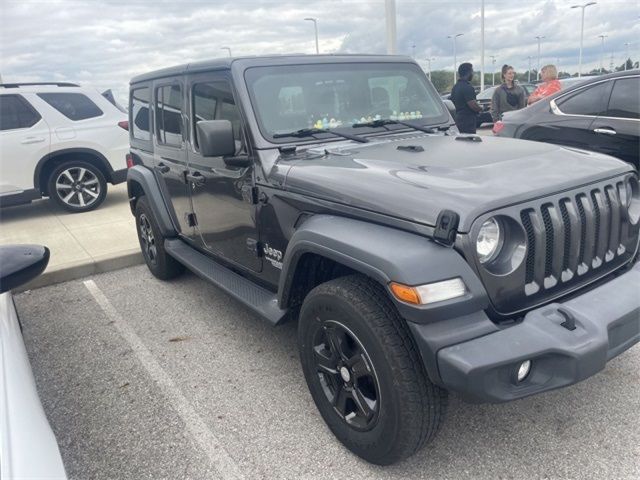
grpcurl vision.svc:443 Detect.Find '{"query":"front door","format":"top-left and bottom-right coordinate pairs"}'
top-left (186, 74), bottom-right (261, 272)
top-left (152, 80), bottom-right (193, 236)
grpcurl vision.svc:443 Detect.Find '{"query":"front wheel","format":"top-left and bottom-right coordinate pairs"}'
top-left (298, 275), bottom-right (448, 465)
top-left (48, 161), bottom-right (107, 212)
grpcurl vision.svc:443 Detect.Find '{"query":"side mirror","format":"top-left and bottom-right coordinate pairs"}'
top-left (443, 99), bottom-right (456, 121)
top-left (0, 245), bottom-right (50, 293)
top-left (196, 120), bottom-right (235, 157)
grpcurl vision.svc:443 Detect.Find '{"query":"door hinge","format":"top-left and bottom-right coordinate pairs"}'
top-left (187, 213), bottom-right (198, 227)
top-left (246, 238), bottom-right (262, 257)
top-left (241, 185), bottom-right (259, 204)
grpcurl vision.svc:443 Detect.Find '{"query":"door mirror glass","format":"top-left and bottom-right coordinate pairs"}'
top-left (196, 120), bottom-right (235, 157)
top-left (0, 245), bottom-right (50, 293)
top-left (443, 99), bottom-right (456, 119)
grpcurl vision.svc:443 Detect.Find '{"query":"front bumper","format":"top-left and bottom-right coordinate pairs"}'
top-left (436, 261), bottom-right (640, 403)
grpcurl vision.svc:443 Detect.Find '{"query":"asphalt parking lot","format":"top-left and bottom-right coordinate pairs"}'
top-left (16, 265), bottom-right (640, 480)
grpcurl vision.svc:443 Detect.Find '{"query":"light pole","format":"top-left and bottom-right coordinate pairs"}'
top-left (489, 55), bottom-right (497, 86)
top-left (624, 42), bottom-right (631, 70)
top-left (303, 18), bottom-right (319, 54)
top-left (385, 0), bottom-right (397, 54)
top-left (425, 57), bottom-right (436, 80)
top-left (527, 56), bottom-right (532, 82)
top-left (535, 36), bottom-right (545, 81)
top-left (480, 0), bottom-right (485, 92)
top-left (447, 33), bottom-right (463, 83)
top-left (221, 47), bottom-right (232, 57)
top-left (598, 34), bottom-right (607, 73)
top-left (411, 43), bottom-right (416, 58)
top-left (571, 2), bottom-right (597, 77)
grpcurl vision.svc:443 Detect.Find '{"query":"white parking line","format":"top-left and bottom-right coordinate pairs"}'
top-left (83, 280), bottom-right (245, 480)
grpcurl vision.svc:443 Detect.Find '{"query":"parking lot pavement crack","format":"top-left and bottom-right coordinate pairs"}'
top-left (83, 279), bottom-right (245, 480)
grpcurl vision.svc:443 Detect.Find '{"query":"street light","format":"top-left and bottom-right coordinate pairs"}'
top-left (480, 0), bottom-right (485, 93)
top-left (571, 2), bottom-right (597, 77)
top-left (527, 55), bottom-right (532, 82)
top-left (425, 57), bottom-right (436, 80)
top-left (304, 17), bottom-right (319, 54)
top-left (535, 36), bottom-right (545, 81)
top-left (624, 42), bottom-right (631, 71)
top-left (489, 55), bottom-right (497, 86)
top-left (221, 47), bottom-right (232, 57)
top-left (598, 34), bottom-right (608, 73)
top-left (447, 33), bottom-right (463, 82)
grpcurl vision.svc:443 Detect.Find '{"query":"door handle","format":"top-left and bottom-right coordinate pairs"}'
top-left (185, 172), bottom-right (206, 186)
top-left (155, 163), bottom-right (170, 174)
top-left (21, 136), bottom-right (45, 144)
top-left (593, 128), bottom-right (616, 135)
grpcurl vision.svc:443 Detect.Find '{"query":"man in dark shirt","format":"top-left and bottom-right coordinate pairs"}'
top-left (450, 62), bottom-right (482, 133)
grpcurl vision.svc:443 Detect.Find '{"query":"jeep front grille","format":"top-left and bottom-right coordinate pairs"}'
top-left (469, 175), bottom-right (640, 315)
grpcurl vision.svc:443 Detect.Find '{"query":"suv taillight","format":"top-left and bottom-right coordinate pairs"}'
top-left (492, 121), bottom-right (505, 135)
top-left (126, 153), bottom-right (134, 168)
top-left (118, 120), bottom-right (129, 131)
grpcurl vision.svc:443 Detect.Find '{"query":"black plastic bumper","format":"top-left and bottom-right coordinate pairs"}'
top-left (436, 261), bottom-right (640, 403)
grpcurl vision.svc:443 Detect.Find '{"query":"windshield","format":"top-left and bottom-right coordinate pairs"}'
top-left (244, 62), bottom-right (448, 142)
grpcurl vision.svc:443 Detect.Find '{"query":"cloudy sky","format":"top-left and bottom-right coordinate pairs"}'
top-left (1, 0), bottom-right (638, 102)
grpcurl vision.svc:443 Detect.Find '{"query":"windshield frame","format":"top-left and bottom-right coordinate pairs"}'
top-left (242, 61), bottom-right (450, 145)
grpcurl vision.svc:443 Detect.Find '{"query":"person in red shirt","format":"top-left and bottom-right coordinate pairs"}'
top-left (527, 64), bottom-right (561, 105)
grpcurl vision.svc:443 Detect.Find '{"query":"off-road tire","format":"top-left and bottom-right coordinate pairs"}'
top-left (134, 196), bottom-right (184, 280)
top-left (48, 161), bottom-right (107, 212)
top-left (298, 274), bottom-right (448, 465)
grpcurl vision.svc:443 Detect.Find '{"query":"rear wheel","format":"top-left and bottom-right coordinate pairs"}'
top-left (298, 275), bottom-right (448, 465)
top-left (134, 196), bottom-right (184, 280)
top-left (48, 161), bottom-right (107, 212)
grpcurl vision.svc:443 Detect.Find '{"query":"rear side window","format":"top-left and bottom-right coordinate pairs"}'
top-left (556, 81), bottom-right (610, 116)
top-left (37, 93), bottom-right (103, 120)
top-left (131, 87), bottom-right (151, 140)
top-left (604, 78), bottom-right (639, 120)
top-left (0, 94), bottom-right (41, 130)
top-left (156, 85), bottom-right (183, 146)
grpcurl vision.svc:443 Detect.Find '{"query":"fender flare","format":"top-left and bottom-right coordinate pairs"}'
top-left (126, 165), bottom-right (177, 238)
top-left (33, 147), bottom-right (115, 190)
top-left (278, 215), bottom-right (488, 324)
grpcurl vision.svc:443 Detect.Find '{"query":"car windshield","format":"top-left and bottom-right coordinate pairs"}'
top-left (476, 86), bottom-right (497, 100)
top-left (244, 62), bottom-right (448, 142)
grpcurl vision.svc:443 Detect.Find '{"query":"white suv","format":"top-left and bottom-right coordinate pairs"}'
top-left (0, 82), bottom-right (129, 212)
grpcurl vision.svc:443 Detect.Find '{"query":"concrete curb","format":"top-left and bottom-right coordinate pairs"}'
top-left (18, 248), bottom-right (144, 292)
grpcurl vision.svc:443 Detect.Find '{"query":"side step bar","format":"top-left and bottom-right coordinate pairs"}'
top-left (164, 238), bottom-right (288, 325)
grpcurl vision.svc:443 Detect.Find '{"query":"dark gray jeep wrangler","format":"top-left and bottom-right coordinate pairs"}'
top-left (126, 55), bottom-right (640, 465)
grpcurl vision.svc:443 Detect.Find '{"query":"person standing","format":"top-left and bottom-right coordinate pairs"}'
top-left (527, 64), bottom-right (561, 105)
top-left (490, 65), bottom-right (526, 122)
top-left (450, 62), bottom-right (482, 133)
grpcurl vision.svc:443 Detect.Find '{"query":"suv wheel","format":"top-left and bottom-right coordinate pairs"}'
top-left (298, 275), bottom-right (448, 465)
top-left (134, 196), bottom-right (184, 280)
top-left (48, 161), bottom-right (107, 212)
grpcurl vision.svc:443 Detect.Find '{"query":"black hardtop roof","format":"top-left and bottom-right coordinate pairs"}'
top-left (130, 54), bottom-right (415, 84)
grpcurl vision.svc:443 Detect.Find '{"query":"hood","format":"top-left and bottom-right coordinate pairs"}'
top-left (278, 134), bottom-right (632, 232)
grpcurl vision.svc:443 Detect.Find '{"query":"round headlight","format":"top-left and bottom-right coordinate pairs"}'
top-left (476, 217), bottom-right (503, 264)
top-left (625, 177), bottom-right (640, 225)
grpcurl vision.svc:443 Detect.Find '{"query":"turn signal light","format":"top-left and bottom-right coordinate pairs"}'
top-left (389, 278), bottom-right (467, 305)
top-left (126, 153), bottom-right (134, 168)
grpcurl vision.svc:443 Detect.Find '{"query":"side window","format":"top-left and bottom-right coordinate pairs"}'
top-left (192, 81), bottom-right (242, 150)
top-left (556, 81), bottom-right (610, 116)
top-left (156, 84), bottom-right (183, 147)
top-left (604, 78), bottom-right (639, 120)
top-left (0, 95), bottom-right (41, 131)
top-left (37, 93), bottom-right (103, 120)
top-left (130, 87), bottom-right (151, 140)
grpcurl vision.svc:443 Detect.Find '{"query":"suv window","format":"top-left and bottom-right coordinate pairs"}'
top-left (131, 87), bottom-right (151, 140)
top-left (156, 84), bottom-right (183, 146)
top-left (604, 78), bottom-right (639, 120)
top-left (37, 92), bottom-right (103, 120)
top-left (0, 94), bottom-right (41, 130)
top-left (192, 81), bottom-right (242, 150)
top-left (556, 81), bottom-right (610, 116)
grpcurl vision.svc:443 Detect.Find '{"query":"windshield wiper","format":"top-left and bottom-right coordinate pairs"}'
top-left (273, 127), bottom-right (369, 143)
top-left (352, 119), bottom-right (438, 134)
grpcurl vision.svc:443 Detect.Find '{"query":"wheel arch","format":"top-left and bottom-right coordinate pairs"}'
top-left (34, 148), bottom-right (114, 195)
top-left (127, 165), bottom-right (177, 238)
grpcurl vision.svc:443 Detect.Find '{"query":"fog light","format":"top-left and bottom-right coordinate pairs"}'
top-left (517, 360), bottom-right (531, 382)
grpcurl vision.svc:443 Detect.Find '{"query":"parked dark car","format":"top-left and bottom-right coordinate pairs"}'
top-left (127, 55), bottom-right (640, 465)
top-left (495, 70), bottom-right (640, 170)
top-left (476, 82), bottom-right (536, 127)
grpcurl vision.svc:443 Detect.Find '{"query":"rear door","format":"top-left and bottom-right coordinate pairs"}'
top-left (152, 79), bottom-right (193, 236)
top-left (186, 72), bottom-right (261, 272)
top-left (590, 76), bottom-right (640, 169)
top-left (0, 94), bottom-right (50, 195)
